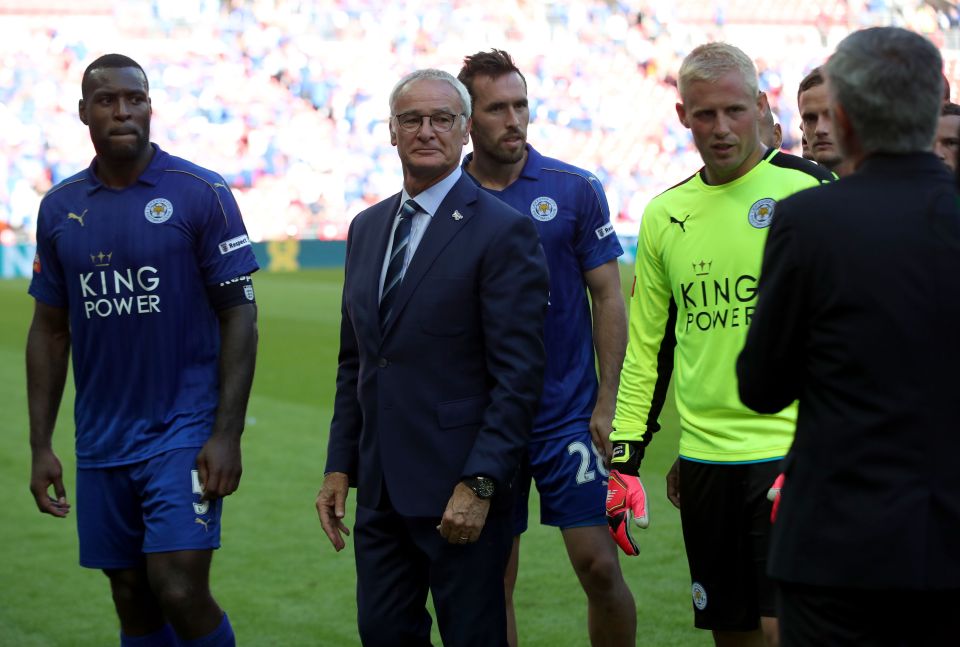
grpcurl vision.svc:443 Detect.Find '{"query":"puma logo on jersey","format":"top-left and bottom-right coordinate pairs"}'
top-left (195, 517), bottom-right (214, 532)
top-left (68, 209), bottom-right (88, 227)
top-left (670, 215), bottom-right (690, 232)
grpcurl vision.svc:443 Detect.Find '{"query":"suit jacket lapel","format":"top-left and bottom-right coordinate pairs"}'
top-left (380, 177), bottom-right (479, 339)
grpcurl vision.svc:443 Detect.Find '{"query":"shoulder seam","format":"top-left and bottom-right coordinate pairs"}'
top-left (767, 152), bottom-right (834, 182)
top-left (164, 169), bottom-right (231, 225)
top-left (43, 177), bottom-right (88, 200)
top-left (541, 166), bottom-right (608, 219)
top-left (654, 171), bottom-right (699, 200)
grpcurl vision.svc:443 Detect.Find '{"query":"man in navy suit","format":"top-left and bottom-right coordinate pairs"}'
top-left (316, 69), bottom-right (549, 647)
top-left (737, 27), bottom-right (960, 646)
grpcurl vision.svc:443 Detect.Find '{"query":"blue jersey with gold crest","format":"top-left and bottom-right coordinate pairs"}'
top-left (464, 145), bottom-right (623, 439)
top-left (29, 144), bottom-right (259, 467)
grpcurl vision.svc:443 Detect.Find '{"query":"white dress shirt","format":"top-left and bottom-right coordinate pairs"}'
top-left (379, 166), bottom-right (462, 299)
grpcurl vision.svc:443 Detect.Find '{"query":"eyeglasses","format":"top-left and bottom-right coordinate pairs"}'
top-left (393, 111), bottom-right (463, 133)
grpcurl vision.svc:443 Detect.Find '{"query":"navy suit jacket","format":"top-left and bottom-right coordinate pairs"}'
top-left (737, 153), bottom-right (960, 589)
top-left (325, 174), bottom-right (550, 517)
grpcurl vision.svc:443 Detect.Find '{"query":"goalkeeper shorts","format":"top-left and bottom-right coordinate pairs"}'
top-left (678, 457), bottom-right (781, 631)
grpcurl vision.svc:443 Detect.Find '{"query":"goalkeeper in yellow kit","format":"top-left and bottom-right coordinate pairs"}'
top-left (604, 43), bottom-right (831, 647)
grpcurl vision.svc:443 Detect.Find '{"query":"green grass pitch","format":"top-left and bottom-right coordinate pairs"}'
top-left (0, 268), bottom-right (708, 646)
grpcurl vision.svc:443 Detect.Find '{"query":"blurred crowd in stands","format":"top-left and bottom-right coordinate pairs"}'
top-left (2, 0), bottom-right (959, 244)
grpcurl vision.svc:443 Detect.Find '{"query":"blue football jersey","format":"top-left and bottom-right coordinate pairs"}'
top-left (464, 145), bottom-right (623, 438)
top-left (29, 145), bottom-right (259, 467)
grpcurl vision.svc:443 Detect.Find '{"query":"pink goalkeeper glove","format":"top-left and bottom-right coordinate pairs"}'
top-left (767, 472), bottom-right (785, 523)
top-left (606, 470), bottom-right (649, 556)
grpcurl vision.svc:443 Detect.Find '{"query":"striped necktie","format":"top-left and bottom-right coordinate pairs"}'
top-left (379, 198), bottom-right (420, 329)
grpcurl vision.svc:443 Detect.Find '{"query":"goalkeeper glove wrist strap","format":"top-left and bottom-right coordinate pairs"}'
top-left (610, 441), bottom-right (645, 476)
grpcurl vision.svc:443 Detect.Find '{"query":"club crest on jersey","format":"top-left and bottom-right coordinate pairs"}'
top-left (33, 252), bottom-right (41, 274)
top-left (145, 198), bottom-right (174, 224)
top-left (747, 198), bottom-right (776, 229)
top-left (244, 285), bottom-right (255, 301)
top-left (692, 582), bottom-right (708, 610)
top-left (530, 196), bottom-right (558, 222)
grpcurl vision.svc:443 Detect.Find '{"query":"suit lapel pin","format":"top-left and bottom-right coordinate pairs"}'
top-left (452, 210), bottom-right (463, 221)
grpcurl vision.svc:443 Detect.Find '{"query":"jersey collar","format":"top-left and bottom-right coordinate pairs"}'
top-left (84, 143), bottom-right (170, 193)
top-left (517, 144), bottom-right (543, 181)
top-left (696, 146), bottom-right (772, 190)
top-left (462, 143), bottom-right (542, 186)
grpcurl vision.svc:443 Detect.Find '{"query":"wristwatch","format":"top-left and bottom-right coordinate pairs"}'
top-left (462, 476), bottom-right (495, 500)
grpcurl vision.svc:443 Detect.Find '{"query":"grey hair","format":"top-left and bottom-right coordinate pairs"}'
top-left (678, 42), bottom-right (759, 100)
top-left (825, 27), bottom-right (942, 155)
top-left (389, 69), bottom-right (472, 119)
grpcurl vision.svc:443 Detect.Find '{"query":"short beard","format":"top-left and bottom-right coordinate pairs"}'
top-left (488, 143), bottom-right (525, 165)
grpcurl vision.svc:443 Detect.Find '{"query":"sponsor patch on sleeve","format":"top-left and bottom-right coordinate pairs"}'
top-left (595, 223), bottom-right (615, 240)
top-left (218, 234), bottom-right (251, 255)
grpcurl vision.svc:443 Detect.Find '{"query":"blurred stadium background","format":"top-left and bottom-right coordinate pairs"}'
top-left (3, 2), bottom-right (960, 645)
top-left (3, 0), bottom-right (960, 251)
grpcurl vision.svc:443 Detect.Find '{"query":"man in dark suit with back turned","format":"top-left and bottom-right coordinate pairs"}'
top-left (316, 68), bottom-right (549, 647)
top-left (737, 27), bottom-right (960, 646)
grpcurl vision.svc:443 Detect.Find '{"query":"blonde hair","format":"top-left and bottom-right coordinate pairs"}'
top-left (678, 42), bottom-right (759, 101)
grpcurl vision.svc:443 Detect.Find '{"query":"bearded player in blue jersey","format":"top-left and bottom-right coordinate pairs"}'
top-left (26, 54), bottom-right (258, 647)
top-left (459, 50), bottom-right (634, 647)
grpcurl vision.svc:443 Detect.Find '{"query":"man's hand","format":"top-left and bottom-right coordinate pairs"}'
top-left (767, 472), bottom-right (785, 523)
top-left (589, 400), bottom-right (615, 465)
top-left (196, 433), bottom-right (243, 501)
top-left (606, 470), bottom-right (649, 555)
top-left (666, 458), bottom-right (681, 509)
top-left (316, 472), bottom-right (351, 551)
top-left (30, 448), bottom-right (70, 517)
top-left (437, 482), bottom-right (490, 545)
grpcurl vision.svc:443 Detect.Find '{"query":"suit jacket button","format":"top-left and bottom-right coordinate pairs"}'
top-left (378, 358), bottom-right (388, 368)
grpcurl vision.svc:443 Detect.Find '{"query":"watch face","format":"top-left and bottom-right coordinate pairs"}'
top-left (468, 477), bottom-right (494, 498)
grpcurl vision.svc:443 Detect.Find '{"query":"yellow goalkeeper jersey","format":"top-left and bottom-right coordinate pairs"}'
top-left (612, 149), bottom-right (832, 463)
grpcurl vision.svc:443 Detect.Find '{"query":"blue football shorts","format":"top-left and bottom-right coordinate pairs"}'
top-left (76, 447), bottom-right (222, 569)
top-left (513, 427), bottom-right (609, 535)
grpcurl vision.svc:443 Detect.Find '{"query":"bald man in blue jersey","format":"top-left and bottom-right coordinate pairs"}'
top-left (27, 54), bottom-right (258, 647)
top-left (459, 50), bottom-right (635, 647)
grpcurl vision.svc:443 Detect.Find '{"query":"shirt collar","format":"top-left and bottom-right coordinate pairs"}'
top-left (461, 143), bottom-right (542, 185)
top-left (400, 165), bottom-right (462, 217)
top-left (84, 143), bottom-right (169, 194)
top-left (517, 144), bottom-right (542, 180)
